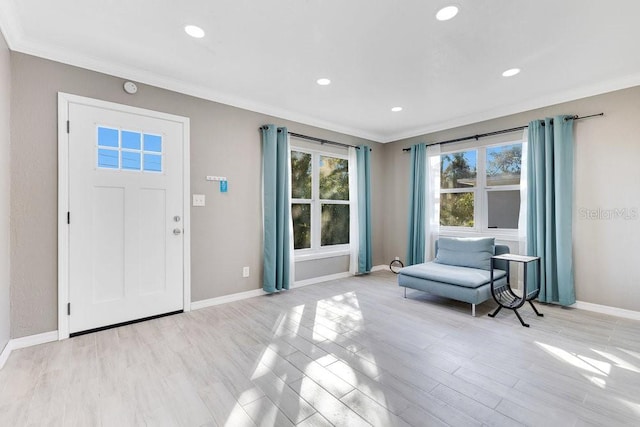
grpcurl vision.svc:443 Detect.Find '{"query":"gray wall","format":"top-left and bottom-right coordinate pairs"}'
top-left (0, 31), bottom-right (10, 352)
top-left (383, 86), bottom-right (640, 312)
top-left (10, 52), bottom-right (385, 338)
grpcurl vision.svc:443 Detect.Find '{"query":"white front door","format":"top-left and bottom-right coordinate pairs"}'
top-left (65, 98), bottom-right (187, 334)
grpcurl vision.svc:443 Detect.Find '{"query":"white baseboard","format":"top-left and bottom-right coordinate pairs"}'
top-left (191, 271), bottom-right (361, 311)
top-left (191, 288), bottom-right (267, 310)
top-left (0, 330), bottom-right (58, 370)
top-left (371, 264), bottom-right (388, 272)
top-left (573, 301), bottom-right (640, 321)
top-left (292, 272), bottom-right (352, 288)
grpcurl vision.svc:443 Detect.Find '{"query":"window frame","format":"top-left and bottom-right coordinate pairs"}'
top-left (439, 140), bottom-right (522, 238)
top-left (290, 145), bottom-right (350, 259)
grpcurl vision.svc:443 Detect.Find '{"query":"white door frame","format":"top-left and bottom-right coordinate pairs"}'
top-left (57, 92), bottom-right (191, 340)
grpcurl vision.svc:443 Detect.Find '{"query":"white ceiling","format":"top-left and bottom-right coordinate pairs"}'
top-left (2, 0), bottom-right (640, 143)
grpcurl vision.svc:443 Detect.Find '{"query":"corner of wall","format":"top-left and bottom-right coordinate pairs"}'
top-left (0, 26), bottom-right (12, 352)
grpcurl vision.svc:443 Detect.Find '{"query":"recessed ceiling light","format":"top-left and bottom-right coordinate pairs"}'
top-left (436, 5), bottom-right (459, 21)
top-left (391, 107), bottom-right (403, 112)
top-left (502, 68), bottom-right (521, 77)
top-left (316, 78), bottom-right (331, 86)
top-left (184, 25), bottom-right (205, 38)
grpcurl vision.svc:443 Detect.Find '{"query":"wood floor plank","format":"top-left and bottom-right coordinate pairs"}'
top-left (326, 359), bottom-right (412, 415)
top-left (249, 364), bottom-right (316, 424)
top-left (199, 381), bottom-right (257, 427)
top-left (339, 389), bottom-right (412, 427)
top-left (289, 377), bottom-right (370, 427)
top-left (242, 396), bottom-right (297, 427)
top-left (285, 351), bottom-right (354, 399)
top-left (295, 412), bottom-right (333, 427)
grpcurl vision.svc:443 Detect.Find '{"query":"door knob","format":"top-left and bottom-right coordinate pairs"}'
top-left (173, 228), bottom-right (182, 235)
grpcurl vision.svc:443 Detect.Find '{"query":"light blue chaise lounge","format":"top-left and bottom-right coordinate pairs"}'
top-left (398, 237), bottom-right (509, 316)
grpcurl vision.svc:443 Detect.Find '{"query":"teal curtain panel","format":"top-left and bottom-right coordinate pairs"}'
top-left (406, 143), bottom-right (427, 265)
top-left (527, 116), bottom-right (576, 305)
top-left (261, 125), bottom-right (291, 293)
top-left (356, 145), bottom-right (372, 273)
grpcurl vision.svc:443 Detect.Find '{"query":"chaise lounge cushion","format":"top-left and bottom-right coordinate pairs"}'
top-left (434, 237), bottom-right (495, 271)
top-left (399, 262), bottom-right (506, 289)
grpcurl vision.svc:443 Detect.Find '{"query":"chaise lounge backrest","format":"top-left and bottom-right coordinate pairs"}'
top-left (434, 239), bottom-right (510, 271)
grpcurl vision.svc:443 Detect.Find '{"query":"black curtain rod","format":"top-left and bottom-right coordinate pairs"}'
top-left (401, 113), bottom-right (604, 151)
top-left (259, 126), bottom-right (370, 151)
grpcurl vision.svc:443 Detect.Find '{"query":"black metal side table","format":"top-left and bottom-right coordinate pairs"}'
top-left (488, 254), bottom-right (543, 327)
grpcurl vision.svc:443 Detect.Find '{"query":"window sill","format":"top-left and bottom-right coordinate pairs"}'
top-left (294, 248), bottom-right (350, 262)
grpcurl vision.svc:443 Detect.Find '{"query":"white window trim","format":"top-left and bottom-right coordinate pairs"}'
top-left (439, 140), bottom-right (522, 238)
top-left (290, 145), bottom-right (351, 259)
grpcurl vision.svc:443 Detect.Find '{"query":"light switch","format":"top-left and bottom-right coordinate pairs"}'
top-left (192, 194), bottom-right (206, 207)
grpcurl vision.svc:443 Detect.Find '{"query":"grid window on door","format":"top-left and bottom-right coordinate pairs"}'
top-left (97, 126), bottom-right (163, 172)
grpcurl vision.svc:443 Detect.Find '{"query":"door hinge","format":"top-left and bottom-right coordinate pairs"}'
top-left (67, 211), bottom-right (70, 224)
top-left (67, 302), bottom-right (71, 316)
top-left (66, 120), bottom-right (70, 133)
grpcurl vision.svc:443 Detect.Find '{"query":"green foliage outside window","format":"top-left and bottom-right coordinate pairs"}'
top-left (440, 193), bottom-right (475, 227)
top-left (291, 203), bottom-right (311, 249)
top-left (321, 204), bottom-right (349, 246)
top-left (320, 156), bottom-right (349, 200)
top-left (291, 151), bottom-right (312, 199)
top-left (440, 151), bottom-right (476, 226)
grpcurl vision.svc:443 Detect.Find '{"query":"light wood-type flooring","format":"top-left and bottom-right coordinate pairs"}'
top-left (1, 271), bottom-right (640, 426)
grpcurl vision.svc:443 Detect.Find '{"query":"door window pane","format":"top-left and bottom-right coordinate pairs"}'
top-left (121, 131), bottom-right (141, 150)
top-left (122, 151), bottom-right (141, 170)
top-left (321, 204), bottom-right (349, 246)
top-left (487, 190), bottom-right (520, 229)
top-left (98, 127), bottom-right (118, 147)
top-left (98, 149), bottom-right (119, 168)
top-left (292, 203), bottom-right (311, 249)
top-left (486, 144), bottom-right (522, 186)
top-left (291, 151), bottom-right (312, 199)
top-left (144, 154), bottom-right (162, 172)
top-left (440, 192), bottom-right (474, 227)
top-left (319, 156), bottom-right (349, 200)
top-left (144, 134), bottom-right (162, 152)
top-left (441, 151), bottom-right (477, 189)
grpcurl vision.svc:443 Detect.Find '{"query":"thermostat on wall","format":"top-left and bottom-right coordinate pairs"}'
top-left (123, 81), bottom-right (138, 94)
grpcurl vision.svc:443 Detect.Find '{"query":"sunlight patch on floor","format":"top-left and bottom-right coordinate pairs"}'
top-left (618, 347), bottom-right (640, 362)
top-left (535, 342), bottom-right (611, 375)
top-left (591, 349), bottom-right (640, 373)
top-left (582, 374), bottom-right (607, 389)
top-left (618, 397), bottom-right (640, 417)
top-left (272, 305), bottom-right (305, 337)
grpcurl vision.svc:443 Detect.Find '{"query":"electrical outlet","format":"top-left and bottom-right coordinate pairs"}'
top-left (242, 266), bottom-right (250, 277)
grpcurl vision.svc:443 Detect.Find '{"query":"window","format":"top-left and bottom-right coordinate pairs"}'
top-left (486, 143), bottom-right (521, 229)
top-left (97, 126), bottom-right (163, 172)
top-left (291, 149), bottom-right (350, 253)
top-left (440, 150), bottom-right (477, 227)
top-left (439, 142), bottom-right (522, 232)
